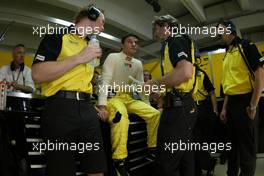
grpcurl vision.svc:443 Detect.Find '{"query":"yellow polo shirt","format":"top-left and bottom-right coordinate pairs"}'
top-left (33, 27), bottom-right (94, 97)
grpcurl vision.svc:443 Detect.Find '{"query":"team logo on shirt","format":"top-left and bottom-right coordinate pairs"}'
top-left (35, 54), bottom-right (45, 61)
top-left (177, 51), bottom-right (188, 58)
top-left (259, 57), bottom-right (264, 62)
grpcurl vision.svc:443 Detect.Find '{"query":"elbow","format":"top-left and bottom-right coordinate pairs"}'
top-left (255, 66), bottom-right (264, 84)
top-left (176, 60), bottom-right (193, 82)
top-left (32, 66), bottom-right (42, 84)
top-left (182, 67), bottom-right (193, 82)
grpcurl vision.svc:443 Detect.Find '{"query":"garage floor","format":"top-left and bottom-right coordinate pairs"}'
top-left (213, 154), bottom-right (264, 176)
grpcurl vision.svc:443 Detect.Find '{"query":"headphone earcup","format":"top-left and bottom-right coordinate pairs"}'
top-left (87, 6), bottom-right (100, 21)
top-left (20, 63), bottom-right (24, 72)
top-left (10, 61), bottom-right (15, 71)
top-left (10, 61), bottom-right (24, 71)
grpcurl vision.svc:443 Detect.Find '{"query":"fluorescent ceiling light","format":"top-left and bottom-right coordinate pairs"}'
top-left (209, 48), bottom-right (226, 54)
top-left (52, 18), bottom-right (121, 43)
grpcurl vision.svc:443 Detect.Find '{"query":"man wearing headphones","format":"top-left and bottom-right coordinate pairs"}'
top-left (0, 44), bottom-right (34, 93)
top-left (32, 5), bottom-right (107, 176)
top-left (218, 20), bottom-right (264, 176)
top-left (146, 15), bottom-right (198, 176)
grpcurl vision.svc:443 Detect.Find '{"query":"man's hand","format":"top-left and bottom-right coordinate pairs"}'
top-left (150, 92), bottom-right (161, 101)
top-left (77, 45), bottom-right (102, 64)
top-left (95, 105), bottom-right (109, 122)
top-left (220, 108), bottom-right (227, 124)
top-left (11, 81), bottom-right (18, 88)
top-left (6, 81), bottom-right (17, 90)
top-left (213, 109), bottom-right (219, 116)
top-left (246, 105), bottom-right (257, 120)
top-left (144, 80), bottom-right (154, 92)
top-left (144, 79), bottom-right (160, 95)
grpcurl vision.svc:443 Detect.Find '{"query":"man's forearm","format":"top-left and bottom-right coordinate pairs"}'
top-left (32, 55), bottom-right (81, 84)
top-left (14, 84), bottom-right (33, 93)
top-left (222, 95), bottom-right (228, 111)
top-left (156, 61), bottom-right (193, 87)
top-left (210, 92), bottom-right (218, 112)
top-left (250, 67), bottom-right (264, 108)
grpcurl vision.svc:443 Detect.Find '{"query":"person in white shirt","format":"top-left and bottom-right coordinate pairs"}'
top-left (97, 34), bottom-right (160, 176)
top-left (0, 44), bottom-right (35, 93)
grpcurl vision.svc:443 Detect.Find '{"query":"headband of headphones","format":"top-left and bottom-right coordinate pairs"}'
top-left (87, 5), bottom-right (102, 21)
top-left (10, 61), bottom-right (24, 72)
top-left (218, 20), bottom-right (237, 34)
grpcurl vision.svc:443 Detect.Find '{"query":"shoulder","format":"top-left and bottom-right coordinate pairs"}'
top-left (168, 35), bottom-right (190, 45)
top-left (0, 65), bottom-right (10, 71)
top-left (107, 52), bottom-right (121, 59)
top-left (42, 33), bottom-right (63, 42)
top-left (133, 58), bottom-right (142, 65)
top-left (23, 65), bottom-right (31, 72)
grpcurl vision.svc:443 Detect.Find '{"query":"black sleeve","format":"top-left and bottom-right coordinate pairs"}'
top-left (202, 71), bottom-right (215, 93)
top-left (32, 34), bottom-right (62, 65)
top-left (242, 39), bottom-right (264, 71)
top-left (168, 36), bottom-right (192, 67)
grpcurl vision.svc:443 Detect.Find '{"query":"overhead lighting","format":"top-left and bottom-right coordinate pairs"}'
top-left (51, 18), bottom-right (121, 43)
top-left (99, 33), bottom-right (121, 43)
top-left (52, 18), bottom-right (73, 26)
top-left (209, 48), bottom-right (226, 54)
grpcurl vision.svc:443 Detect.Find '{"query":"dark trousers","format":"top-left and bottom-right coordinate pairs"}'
top-left (194, 100), bottom-right (217, 175)
top-left (42, 97), bottom-right (107, 176)
top-left (155, 96), bottom-right (197, 176)
top-left (227, 94), bottom-right (257, 176)
top-left (258, 97), bottom-right (264, 153)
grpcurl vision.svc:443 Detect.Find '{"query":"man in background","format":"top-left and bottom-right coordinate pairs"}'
top-left (218, 20), bottom-right (264, 176)
top-left (0, 44), bottom-right (34, 93)
top-left (192, 66), bottom-right (218, 176)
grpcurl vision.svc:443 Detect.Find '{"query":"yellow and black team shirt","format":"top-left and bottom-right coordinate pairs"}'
top-left (163, 35), bottom-right (197, 93)
top-left (32, 26), bottom-right (94, 97)
top-left (222, 37), bottom-right (264, 95)
top-left (192, 68), bottom-right (215, 101)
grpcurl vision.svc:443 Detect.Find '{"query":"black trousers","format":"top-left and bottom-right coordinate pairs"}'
top-left (258, 97), bottom-right (264, 153)
top-left (155, 96), bottom-right (197, 176)
top-left (227, 94), bottom-right (258, 176)
top-left (42, 96), bottom-right (107, 176)
top-left (194, 100), bottom-right (218, 174)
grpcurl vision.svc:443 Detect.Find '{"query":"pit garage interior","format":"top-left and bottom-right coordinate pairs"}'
top-left (0, 0), bottom-right (264, 176)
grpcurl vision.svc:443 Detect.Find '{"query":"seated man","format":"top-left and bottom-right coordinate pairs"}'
top-left (97, 34), bottom-right (160, 176)
top-left (0, 44), bottom-right (35, 93)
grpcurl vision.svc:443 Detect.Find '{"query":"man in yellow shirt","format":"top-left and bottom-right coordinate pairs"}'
top-left (192, 66), bottom-right (218, 175)
top-left (218, 20), bottom-right (264, 176)
top-left (146, 15), bottom-right (198, 176)
top-left (32, 5), bottom-right (107, 176)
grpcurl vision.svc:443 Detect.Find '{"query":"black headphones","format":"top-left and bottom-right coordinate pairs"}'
top-left (10, 61), bottom-right (24, 72)
top-left (87, 6), bottom-right (101, 21)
